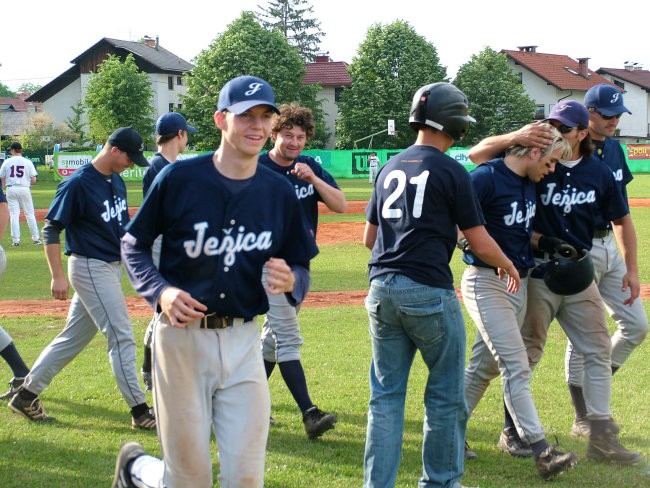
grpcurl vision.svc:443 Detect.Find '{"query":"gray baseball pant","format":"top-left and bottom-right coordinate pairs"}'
top-left (23, 254), bottom-right (146, 407)
top-left (565, 233), bottom-right (648, 384)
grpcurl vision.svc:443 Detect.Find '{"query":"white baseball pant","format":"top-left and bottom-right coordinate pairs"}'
top-left (6, 186), bottom-right (39, 243)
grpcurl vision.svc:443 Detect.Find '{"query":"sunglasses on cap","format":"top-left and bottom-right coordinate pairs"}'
top-left (555, 124), bottom-right (577, 134)
top-left (594, 110), bottom-right (622, 121)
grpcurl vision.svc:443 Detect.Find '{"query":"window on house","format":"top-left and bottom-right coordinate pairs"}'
top-left (177, 103), bottom-right (183, 110)
top-left (168, 76), bottom-right (174, 90)
top-left (335, 87), bottom-right (344, 102)
top-left (534, 104), bottom-right (545, 120)
top-left (177, 76), bottom-right (183, 86)
top-left (614, 79), bottom-right (625, 89)
top-left (169, 103), bottom-right (175, 112)
top-left (517, 72), bottom-right (523, 84)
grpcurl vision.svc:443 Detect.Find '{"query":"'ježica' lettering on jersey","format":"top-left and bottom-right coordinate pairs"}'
top-left (183, 222), bottom-right (273, 265)
top-left (503, 200), bottom-right (536, 228)
top-left (295, 183), bottom-right (315, 200)
top-left (101, 197), bottom-right (128, 223)
top-left (539, 183), bottom-right (596, 214)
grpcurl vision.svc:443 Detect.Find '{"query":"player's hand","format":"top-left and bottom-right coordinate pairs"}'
top-left (265, 257), bottom-right (295, 294)
top-left (456, 237), bottom-right (472, 254)
top-left (621, 270), bottom-right (640, 306)
top-left (159, 287), bottom-right (207, 328)
top-left (291, 163), bottom-right (315, 183)
top-left (513, 122), bottom-right (555, 149)
top-left (497, 262), bottom-right (521, 294)
top-left (51, 275), bottom-right (69, 300)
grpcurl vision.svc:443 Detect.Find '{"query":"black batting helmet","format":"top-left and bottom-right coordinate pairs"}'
top-left (543, 249), bottom-right (595, 296)
top-left (409, 82), bottom-right (476, 141)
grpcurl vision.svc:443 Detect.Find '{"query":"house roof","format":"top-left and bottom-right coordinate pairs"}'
top-left (304, 57), bottom-right (351, 86)
top-left (26, 37), bottom-right (193, 103)
top-left (0, 97), bottom-right (42, 112)
top-left (597, 67), bottom-right (650, 91)
top-left (501, 49), bottom-right (614, 91)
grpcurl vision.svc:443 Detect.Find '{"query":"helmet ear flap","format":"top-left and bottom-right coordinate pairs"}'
top-left (416, 90), bottom-right (431, 125)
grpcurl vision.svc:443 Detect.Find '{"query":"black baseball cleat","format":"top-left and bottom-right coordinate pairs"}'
top-left (587, 429), bottom-right (642, 465)
top-left (0, 377), bottom-right (25, 401)
top-left (112, 441), bottom-right (146, 488)
top-left (571, 416), bottom-right (621, 438)
top-left (303, 406), bottom-right (337, 439)
top-left (535, 445), bottom-right (578, 480)
top-left (497, 427), bottom-right (533, 457)
top-left (8, 393), bottom-right (55, 422)
top-left (464, 441), bottom-right (478, 460)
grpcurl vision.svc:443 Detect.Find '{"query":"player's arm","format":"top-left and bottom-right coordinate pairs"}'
top-left (462, 225), bottom-right (521, 293)
top-left (0, 201), bottom-right (8, 240)
top-left (611, 214), bottom-right (640, 305)
top-left (42, 219), bottom-right (69, 300)
top-left (469, 122), bottom-right (555, 164)
top-left (293, 163), bottom-right (347, 213)
top-left (363, 221), bottom-right (378, 250)
top-left (265, 257), bottom-right (296, 294)
top-left (1, 177), bottom-right (5, 191)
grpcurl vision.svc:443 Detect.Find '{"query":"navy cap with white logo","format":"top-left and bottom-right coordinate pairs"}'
top-left (156, 112), bottom-right (197, 135)
top-left (547, 101), bottom-right (590, 128)
top-left (217, 76), bottom-right (279, 115)
top-left (584, 83), bottom-right (632, 116)
top-left (108, 127), bottom-right (149, 167)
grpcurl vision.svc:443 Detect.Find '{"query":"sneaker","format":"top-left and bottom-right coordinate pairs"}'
top-left (111, 441), bottom-right (145, 488)
top-left (269, 416), bottom-right (276, 426)
top-left (12, 242), bottom-right (19, 247)
top-left (0, 377), bottom-right (25, 401)
top-left (464, 441), bottom-right (478, 460)
top-left (571, 416), bottom-right (620, 438)
top-left (587, 429), bottom-right (642, 465)
top-left (33, 240), bottom-right (42, 245)
top-left (132, 407), bottom-right (156, 430)
top-left (8, 393), bottom-right (55, 422)
top-left (303, 405), bottom-right (337, 439)
top-left (497, 427), bottom-right (533, 458)
top-left (142, 371), bottom-right (152, 391)
top-left (535, 445), bottom-right (578, 480)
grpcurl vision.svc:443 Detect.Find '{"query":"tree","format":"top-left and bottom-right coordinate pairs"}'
top-left (19, 112), bottom-right (75, 152)
top-left (181, 11), bottom-right (328, 150)
top-left (257, 0), bottom-right (324, 62)
top-left (335, 21), bottom-right (447, 150)
top-left (454, 47), bottom-right (536, 147)
top-left (65, 100), bottom-right (88, 145)
top-left (0, 82), bottom-right (16, 97)
top-left (84, 54), bottom-right (155, 145)
top-left (16, 83), bottom-right (42, 96)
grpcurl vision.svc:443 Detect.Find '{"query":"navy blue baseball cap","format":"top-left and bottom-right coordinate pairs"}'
top-left (584, 83), bottom-right (631, 116)
top-left (156, 112), bottom-right (197, 135)
top-left (217, 76), bottom-right (279, 115)
top-left (547, 101), bottom-right (590, 128)
top-left (108, 127), bottom-right (149, 167)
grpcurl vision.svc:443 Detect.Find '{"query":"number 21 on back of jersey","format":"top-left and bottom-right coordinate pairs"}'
top-left (381, 170), bottom-right (430, 219)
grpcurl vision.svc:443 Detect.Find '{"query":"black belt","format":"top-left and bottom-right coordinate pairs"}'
top-left (593, 229), bottom-right (610, 238)
top-left (481, 266), bottom-right (529, 278)
top-left (200, 313), bottom-right (254, 329)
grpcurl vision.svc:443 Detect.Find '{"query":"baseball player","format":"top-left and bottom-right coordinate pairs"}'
top-left (461, 125), bottom-right (578, 480)
top-left (0, 186), bottom-right (32, 400)
top-left (8, 127), bottom-right (156, 430)
top-left (111, 76), bottom-right (318, 488)
top-left (260, 102), bottom-right (345, 438)
top-left (363, 82), bottom-right (520, 488)
top-left (0, 141), bottom-right (41, 246)
top-left (140, 111), bottom-right (197, 391)
top-left (564, 84), bottom-right (648, 437)
top-left (368, 151), bottom-right (380, 184)
top-left (469, 101), bottom-right (641, 464)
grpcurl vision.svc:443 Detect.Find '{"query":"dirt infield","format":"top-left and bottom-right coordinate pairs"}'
top-left (3, 199), bottom-right (649, 317)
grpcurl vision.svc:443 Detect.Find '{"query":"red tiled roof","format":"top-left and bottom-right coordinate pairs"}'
top-left (0, 97), bottom-right (41, 111)
top-left (501, 50), bottom-right (614, 91)
top-left (597, 67), bottom-right (650, 91)
top-left (304, 60), bottom-right (351, 86)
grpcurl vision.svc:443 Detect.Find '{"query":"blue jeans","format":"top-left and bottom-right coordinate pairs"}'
top-left (363, 273), bottom-right (468, 488)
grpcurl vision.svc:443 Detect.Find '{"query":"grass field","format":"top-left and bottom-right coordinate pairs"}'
top-left (0, 174), bottom-right (649, 486)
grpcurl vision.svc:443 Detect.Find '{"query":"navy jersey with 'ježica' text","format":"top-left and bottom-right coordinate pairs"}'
top-left (464, 158), bottom-right (536, 270)
top-left (125, 153), bottom-right (318, 317)
top-left (142, 152), bottom-right (172, 197)
top-left (46, 163), bottom-right (129, 262)
top-left (366, 145), bottom-right (484, 290)
top-left (258, 153), bottom-right (339, 236)
top-left (533, 155), bottom-right (628, 251)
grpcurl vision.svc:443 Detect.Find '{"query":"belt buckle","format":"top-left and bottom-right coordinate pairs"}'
top-left (201, 313), bottom-right (231, 329)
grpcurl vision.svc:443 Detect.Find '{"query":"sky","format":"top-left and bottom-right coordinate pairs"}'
top-left (1, 0), bottom-right (648, 92)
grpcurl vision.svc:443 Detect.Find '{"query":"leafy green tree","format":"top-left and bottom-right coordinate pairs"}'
top-left (0, 82), bottom-right (16, 97)
top-left (257, 0), bottom-right (324, 62)
top-left (182, 11), bottom-right (328, 150)
top-left (65, 100), bottom-right (88, 145)
top-left (16, 82), bottom-right (42, 96)
top-left (19, 112), bottom-right (75, 152)
top-left (335, 21), bottom-right (447, 150)
top-left (454, 47), bottom-right (536, 146)
top-left (84, 54), bottom-right (155, 145)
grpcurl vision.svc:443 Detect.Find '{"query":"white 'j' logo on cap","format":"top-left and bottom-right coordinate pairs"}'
top-left (245, 83), bottom-right (263, 96)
